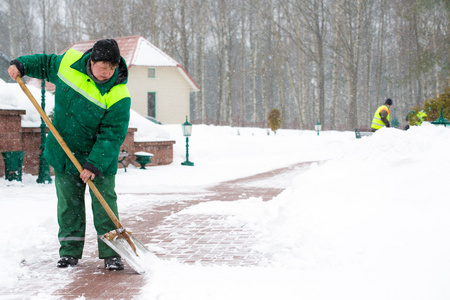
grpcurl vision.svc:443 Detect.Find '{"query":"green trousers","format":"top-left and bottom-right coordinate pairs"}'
top-left (55, 170), bottom-right (120, 259)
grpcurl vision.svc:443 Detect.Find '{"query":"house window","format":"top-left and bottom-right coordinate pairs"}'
top-left (148, 68), bottom-right (156, 78)
top-left (148, 92), bottom-right (156, 117)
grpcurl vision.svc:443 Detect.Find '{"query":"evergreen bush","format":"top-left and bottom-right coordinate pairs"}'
top-left (268, 108), bottom-right (282, 134)
top-left (416, 80), bottom-right (450, 122)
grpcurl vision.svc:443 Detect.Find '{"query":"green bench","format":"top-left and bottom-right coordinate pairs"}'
top-left (118, 144), bottom-right (130, 172)
top-left (354, 129), bottom-right (373, 139)
top-left (118, 144), bottom-right (154, 171)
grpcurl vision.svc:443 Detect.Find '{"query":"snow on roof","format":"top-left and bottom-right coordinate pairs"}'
top-left (132, 37), bottom-right (178, 67)
top-left (64, 35), bottom-right (180, 68)
top-left (27, 36), bottom-right (199, 91)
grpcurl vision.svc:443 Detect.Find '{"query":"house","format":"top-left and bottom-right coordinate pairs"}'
top-left (29, 35), bottom-right (199, 124)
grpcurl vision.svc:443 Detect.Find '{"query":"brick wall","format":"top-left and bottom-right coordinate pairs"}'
top-left (134, 140), bottom-right (176, 166)
top-left (0, 109), bottom-right (26, 177)
top-left (21, 127), bottom-right (48, 176)
top-left (1, 109), bottom-right (175, 177)
top-left (118, 128), bottom-right (137, 169)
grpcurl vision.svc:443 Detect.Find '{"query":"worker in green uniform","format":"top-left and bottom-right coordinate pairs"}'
top-left (8, 39), bottom-right (131, 271)
top-left (405, 110), bottom-right (427, 130)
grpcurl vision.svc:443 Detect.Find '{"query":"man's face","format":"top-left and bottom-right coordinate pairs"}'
top-left (90, 60), bottom-right (116, 81)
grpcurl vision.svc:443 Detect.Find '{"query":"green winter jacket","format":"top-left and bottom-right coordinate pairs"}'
top-left (15, 49), bottom-right (131, 176)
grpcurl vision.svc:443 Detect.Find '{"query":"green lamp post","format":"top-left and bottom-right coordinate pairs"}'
top-left (391, 108), bottom-right (399, 128)
top-left (314, 120), bottom-right (322, 136)
top-left (431, 106), bottom-right (450, 127)
top-left (36, 73), bottom-right (52, 184)
top-left (181, 116), bottom-right (194, 166)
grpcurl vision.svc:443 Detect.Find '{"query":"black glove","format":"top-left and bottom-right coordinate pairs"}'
top-left (82, 162), bottom-right (101, 177)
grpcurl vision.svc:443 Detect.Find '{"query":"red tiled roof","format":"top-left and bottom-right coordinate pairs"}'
top-left (61, 36), bottom-right (141, 67)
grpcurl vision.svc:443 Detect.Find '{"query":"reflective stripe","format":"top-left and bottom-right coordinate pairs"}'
top-left (58, 70), bottom-right (107, 109)
top-left (371, 105), bottom-right (390, 130)
top-left (371, 117), bottom-right (383, 127)
top-left (59, 237), bottom-right (85, 242)
top-left (57, 49), bottom-right (130, 109)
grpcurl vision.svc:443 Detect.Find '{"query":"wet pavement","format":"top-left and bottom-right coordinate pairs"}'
top-left (0, 162), bottom-right (314, 299)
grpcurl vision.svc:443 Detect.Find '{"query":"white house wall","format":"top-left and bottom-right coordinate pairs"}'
top-left (127, 66), bottom-right (191, 124)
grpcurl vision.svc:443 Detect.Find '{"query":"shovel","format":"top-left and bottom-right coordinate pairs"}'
top-left (17, 76), bottom-right (152, 274)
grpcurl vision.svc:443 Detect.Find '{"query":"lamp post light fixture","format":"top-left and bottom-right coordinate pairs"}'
top-left (431, 106), bottom-right (450, 127)
top-left (181, 116), bottom-right (194, 166)
top-left (314, 120), bottom-right (322, 136)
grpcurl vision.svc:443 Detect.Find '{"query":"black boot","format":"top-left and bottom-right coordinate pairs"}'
top-left (104, 257), bottom-right (124, 270)
top-left (57, 256), bottom-right (78, 268)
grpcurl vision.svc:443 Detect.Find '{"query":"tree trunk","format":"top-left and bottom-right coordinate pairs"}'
top-left (375, 0), bottom-right (385, 113)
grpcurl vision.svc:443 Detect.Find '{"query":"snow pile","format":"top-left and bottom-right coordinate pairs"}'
top-left (1, 79), bottom-right (450, 299)
top-left (138, 124), bottom-right (450, 300)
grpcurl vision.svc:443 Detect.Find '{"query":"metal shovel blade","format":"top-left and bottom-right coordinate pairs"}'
top-left (101, 230), bottom-right (154, 274)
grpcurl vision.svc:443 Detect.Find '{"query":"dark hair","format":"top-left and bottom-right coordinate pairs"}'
top-left (385, 98), bottom-right (393, 106)
top-left (90, 39), bottom-right (121, 65)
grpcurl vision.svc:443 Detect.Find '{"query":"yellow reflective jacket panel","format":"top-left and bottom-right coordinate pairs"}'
top-left (58, 49), bottom-right (130, 109)
top-left (371, 105), bottom-right (390, 130)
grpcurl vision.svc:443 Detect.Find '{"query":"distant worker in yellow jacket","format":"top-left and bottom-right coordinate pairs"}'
top-left (416, 110), bottom-right (427, 124)
top-left (405, 110), bottom-right (427, 130)
top-left (371, 98), bottom-right (393, 132)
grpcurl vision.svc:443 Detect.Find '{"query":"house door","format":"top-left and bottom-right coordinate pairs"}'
top-left (148, 92), bottom-right (156, 117)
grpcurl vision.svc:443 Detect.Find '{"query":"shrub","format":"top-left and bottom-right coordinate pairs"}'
top-left (416, 79), bottom-right (450, 122)
top-left (268, 108), bottom-right (282, 134)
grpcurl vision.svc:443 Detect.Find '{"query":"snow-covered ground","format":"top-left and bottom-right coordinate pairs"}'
top-left (1, 79), bottom-right (450, 299)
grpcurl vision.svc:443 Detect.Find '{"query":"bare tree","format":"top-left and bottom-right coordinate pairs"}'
top-left (2, 0), bottom-right (448, 129)
top-left (276, 0), bottom-right (327, 128)
top-left (374, 0), bottom-right (386, 111)
top-left (330, 0), bottom-right (367, 129)
top-left (193, 0), bottom-right (207, 123)
top-left (249, 2), bottom-right (259, 125)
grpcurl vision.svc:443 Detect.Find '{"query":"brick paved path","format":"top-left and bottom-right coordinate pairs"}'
top-left (2, 161), bottom-right (314, 299)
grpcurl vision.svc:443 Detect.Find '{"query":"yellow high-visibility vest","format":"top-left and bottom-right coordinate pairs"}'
top-left (57, 49), bottom-right (130, 110)
top-left (371, 105), bottom-right (390, 130)
top-left (417, 111), bottom-right (427, 123)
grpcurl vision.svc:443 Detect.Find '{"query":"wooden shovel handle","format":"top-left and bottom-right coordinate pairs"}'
top-left (16, 76), bottom-right (123, 230)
